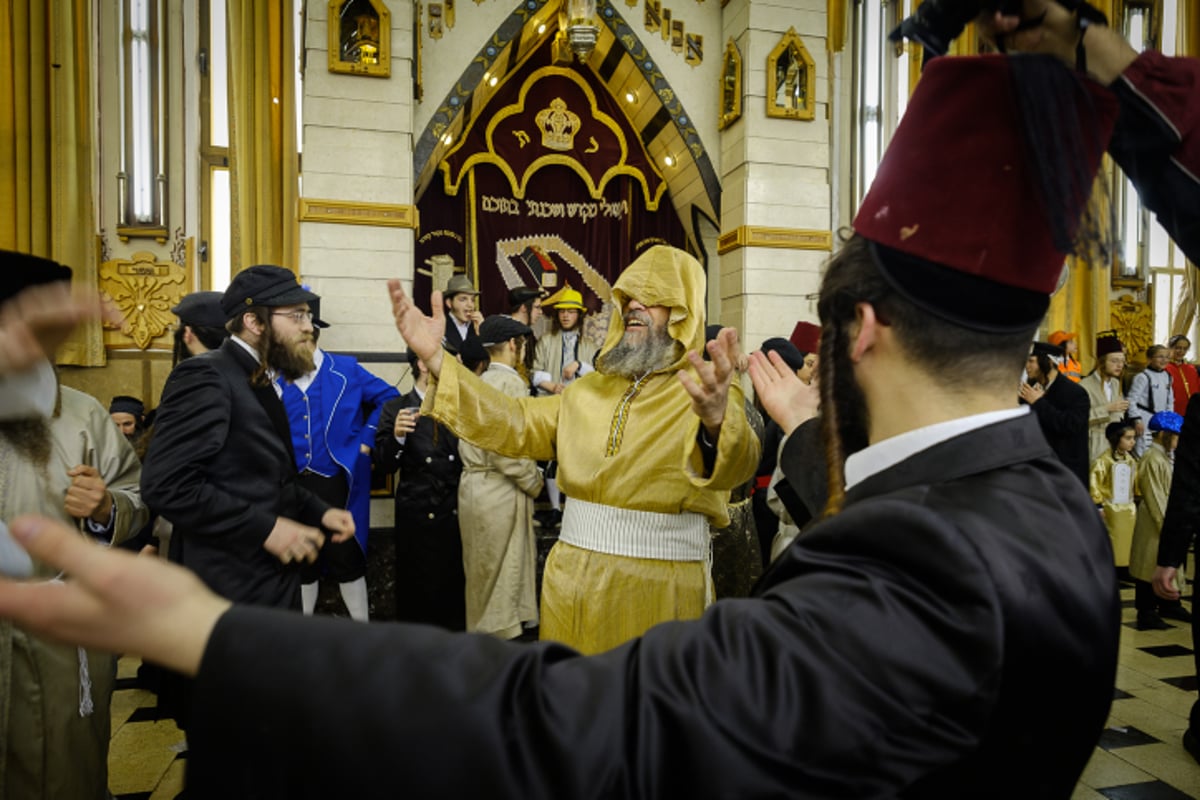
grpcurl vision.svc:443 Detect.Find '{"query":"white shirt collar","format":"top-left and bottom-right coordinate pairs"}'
top-left (231, 334), bottom-right (260, 363)
top-left (843, 406), bottom-right (1029, 490)
top-left (293, 348), bottom-right (324, 393)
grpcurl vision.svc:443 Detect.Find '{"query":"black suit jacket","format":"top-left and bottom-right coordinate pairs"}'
top-left (1158, 392), bottom-right (1200, 567)
top-left (1024, 376), bottom-right (1091, 487)
top-left (141, 338), bottom-right (328, 608)
top-left (443, 315), bottom-right (480, 355)
top-left (185, 413), bottom-right (1117, 798)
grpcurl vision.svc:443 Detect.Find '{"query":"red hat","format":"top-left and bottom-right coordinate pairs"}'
top-left (789, 321), bottom-right (820, 354)
top-left (853, 55), bottom-right (1117, 332)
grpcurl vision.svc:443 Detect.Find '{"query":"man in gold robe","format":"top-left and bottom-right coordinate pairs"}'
top-left (395, 246), bottom-right (760, 654)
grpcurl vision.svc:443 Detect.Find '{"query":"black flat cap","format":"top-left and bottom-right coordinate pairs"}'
top-left (1031, 341), bottom-right (1065, 359)
top-left (310, 299), bottom-right (331, 329)
top-left (459, 336), bottom-right (489, 369)
top-left (507, 286), bottom-right (544, 309)
top-left (172, 291), bottom-right (228, 329)
top-left (479, 315), bottom-right (532, 346)
top-left (1, 250), bottom-right (72, 304)
top-left (109, 395), bottom-right (145, 417)
top-left (221, 265), bottom-right (318, 319)
top-left (760, 337), bottom-right (807, 372)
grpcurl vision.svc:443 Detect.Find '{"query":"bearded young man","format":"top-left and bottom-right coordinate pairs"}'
top-left (139, 265), bottom-right (354, 728)
top-left (1081, 330), bottom-right (1130, 462)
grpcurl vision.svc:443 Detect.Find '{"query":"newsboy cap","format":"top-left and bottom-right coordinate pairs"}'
top-left (221, 265), bottom-right (319, 319)
top-left (479, 315), bottom-right (532, 347)
top-left (172, 291), bottom-right (228, 329)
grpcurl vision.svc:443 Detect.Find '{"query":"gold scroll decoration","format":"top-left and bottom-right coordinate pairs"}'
top-left (1111, 293), bottom-right (1154, 368)
top-left (99, 248), bottom-right (190, 350)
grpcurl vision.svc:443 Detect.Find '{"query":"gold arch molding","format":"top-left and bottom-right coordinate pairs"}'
top-left (439, 66), bottom-right (666, 211)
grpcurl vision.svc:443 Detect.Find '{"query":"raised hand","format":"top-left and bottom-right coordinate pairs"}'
top-left (0, 284), bottom-right (115, 374)
top-left (387, 280), bottom-right (446, 377)
top-left (678, 326), bottom-right (741, 439)
top-left (747, 349), bottom-right (821, 435)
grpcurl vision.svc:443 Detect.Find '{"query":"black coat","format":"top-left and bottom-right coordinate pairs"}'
top-left (184, 413), bottom-right (1117, 798)
top-left (375, 390), bottom-right (462, 520)
top-left (1024, 375), bottom-right (1091, 487)
top-left (141, 338), bottom-right (328, 608)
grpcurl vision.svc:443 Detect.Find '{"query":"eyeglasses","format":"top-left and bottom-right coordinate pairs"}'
top-left (271, 310), bottom-right (314, 324)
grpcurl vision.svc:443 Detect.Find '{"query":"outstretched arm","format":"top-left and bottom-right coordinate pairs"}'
top-left (388, 279), bottom-right (447, 378)
top-left (747, 349), bottom-right (820, 436)
top-left (678, 326), bottom-right (741, 441)
top-left (0, 514), bottom-right (229, 676)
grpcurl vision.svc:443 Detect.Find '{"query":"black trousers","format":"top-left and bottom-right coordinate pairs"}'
top-left (296, 470), bottom-right (366, 583)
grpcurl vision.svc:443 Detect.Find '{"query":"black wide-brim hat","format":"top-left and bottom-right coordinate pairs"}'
top-left (1, 250), bottom-right (72, 304)
top-left (221, 265), bottom-right (319, 319)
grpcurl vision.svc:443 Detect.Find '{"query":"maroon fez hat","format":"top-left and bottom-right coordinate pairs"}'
top-left (789, 321), bottom-right (821, 354)
top-left (853, 55), bottom-right (1118, 332)
top-left (1095, 329), bottom-right (1124, 358)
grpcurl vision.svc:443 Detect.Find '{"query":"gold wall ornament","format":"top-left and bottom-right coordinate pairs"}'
top-left (670, 20), bottom-right (685, 53)
top-left (414, 2), bottom-right (424, 101)
top-left (685, 33), bottom-right (702, 66)
top-left (1111, 293), bottom-right (1154, 364)
top-left (445, 0), bottom-right (456, 29)
top-left (718, 38), bottom-right (742, 130)
top-left (536, 98), bottom-right (582, 151)
top-left (299, 198), bottom-right (419, 228)
top-left (644, 0), bottom-right (662, 33)
top-left (766, 28), bottom-right (816, 121)
top-left (716, 226), bottom-right (832, 254)
top-left (99, 249), bottom-right (190, 350)
top-left (429, 3), bottom-right (444, 39)
top-left (328, 0), bottom-right (392, 77)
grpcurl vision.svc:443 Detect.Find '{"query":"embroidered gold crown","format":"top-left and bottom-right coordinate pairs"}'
top-left (535, 98), bottom-right (580, 152)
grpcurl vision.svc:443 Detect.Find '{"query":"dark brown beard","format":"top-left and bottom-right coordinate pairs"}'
top-left (595, 321), bottom-right (681, 379)
top-left (0, 417), bottom-right (53, 469)
top-left (265, 322), bottom-right (316, 381)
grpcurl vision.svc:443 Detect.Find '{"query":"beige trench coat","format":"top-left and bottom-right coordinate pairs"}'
top-left (457, 363), bottom-right (544, 638)
top-left (1, 386), bottom-right (148, 800)
top-left (1130, 442), bottom-right (1183, 586)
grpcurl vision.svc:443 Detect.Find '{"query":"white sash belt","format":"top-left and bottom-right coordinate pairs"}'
top-left (559, 497), bottom-right (709, 562)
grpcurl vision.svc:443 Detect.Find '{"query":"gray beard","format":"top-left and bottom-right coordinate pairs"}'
top-left (595, 325), bottom-right (681, 379)
top-left (0, 417), bottom-right (53, 470)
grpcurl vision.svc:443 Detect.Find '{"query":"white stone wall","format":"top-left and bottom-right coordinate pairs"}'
top-left (300, 0), bottom-right (416, 356)
top-left (718, 0), bottom-right (831, 349)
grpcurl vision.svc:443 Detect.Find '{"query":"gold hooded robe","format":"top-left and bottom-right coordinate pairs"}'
top-left (425, 246), bottom-right (760, 653)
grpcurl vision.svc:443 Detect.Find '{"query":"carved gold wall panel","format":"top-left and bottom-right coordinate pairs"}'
top-left (1110, 293), bottom-right (1154, 367)
top-left (99, 244), bottom-right (193, 350)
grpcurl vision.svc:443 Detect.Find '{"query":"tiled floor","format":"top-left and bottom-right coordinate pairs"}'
top-left (108, 580), bottom-right (1200, 798)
